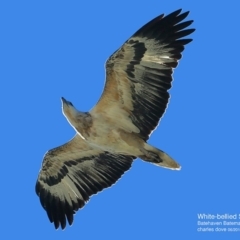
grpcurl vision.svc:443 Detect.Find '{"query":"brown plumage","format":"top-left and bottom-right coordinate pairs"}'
top-left (36, 9), bottom-right (195, 229)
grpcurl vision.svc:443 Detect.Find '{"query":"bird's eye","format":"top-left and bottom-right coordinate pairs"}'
top-left (69, 102), bottom-right (73, 106)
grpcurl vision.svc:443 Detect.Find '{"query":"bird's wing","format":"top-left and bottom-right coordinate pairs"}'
top-left (91, 9), bottom-right (195, 140)
top-left (36, 134), bottom-right (134, 229)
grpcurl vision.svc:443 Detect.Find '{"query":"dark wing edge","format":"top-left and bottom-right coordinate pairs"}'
top-left (36, 136), bottom-right (135, 229)
top-left (121, 9), bottom-right (195, 140)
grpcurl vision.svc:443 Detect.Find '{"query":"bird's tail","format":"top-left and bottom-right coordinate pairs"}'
top-left (139, 143), bottom-right (181, 170)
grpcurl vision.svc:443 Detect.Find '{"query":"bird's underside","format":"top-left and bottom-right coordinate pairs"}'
top-left (36, 9), bottom-right (195, 229)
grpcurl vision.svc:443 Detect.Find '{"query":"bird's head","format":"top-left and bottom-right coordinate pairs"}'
top-left (61, 97), bottom-right (78, 125)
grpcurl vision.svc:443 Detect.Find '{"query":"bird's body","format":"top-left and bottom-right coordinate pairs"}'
top-left (36, 9), bottom-right (195, 229)
top-left (62, 106), bottom-right (142, 155)
top-left (62, 98), bottom-right (179, 168)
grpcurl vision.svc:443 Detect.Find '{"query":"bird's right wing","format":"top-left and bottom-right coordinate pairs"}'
top-left (91, 9), bottom-right (195, 140)
top-left (35, 134), bottom-right (135, 229)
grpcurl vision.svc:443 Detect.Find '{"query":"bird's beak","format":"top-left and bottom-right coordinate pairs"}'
top-left (61, 97), bottom-right (67, 104)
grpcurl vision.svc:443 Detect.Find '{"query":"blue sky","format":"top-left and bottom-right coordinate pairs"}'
top-left (1, 0), bottom-right (239, 239)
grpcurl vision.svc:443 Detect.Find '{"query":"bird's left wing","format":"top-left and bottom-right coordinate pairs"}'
top-left (36, 134), bottom-right (134, 229)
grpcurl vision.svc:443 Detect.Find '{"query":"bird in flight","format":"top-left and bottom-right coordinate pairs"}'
top-left (36, 9), bottom-right (195, 229)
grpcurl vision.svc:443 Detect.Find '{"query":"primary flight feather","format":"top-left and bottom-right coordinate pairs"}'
top-left (36, 9), bottom-right (195, 229)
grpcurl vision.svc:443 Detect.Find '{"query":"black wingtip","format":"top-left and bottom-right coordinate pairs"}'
top-left (132, 9), bottom-right (194, 39)
top-left (170, 8), bottom-right (183, 16)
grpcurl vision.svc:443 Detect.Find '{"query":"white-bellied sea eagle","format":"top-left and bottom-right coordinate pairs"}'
top-left (36, 9), bottom-right (195, 229)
